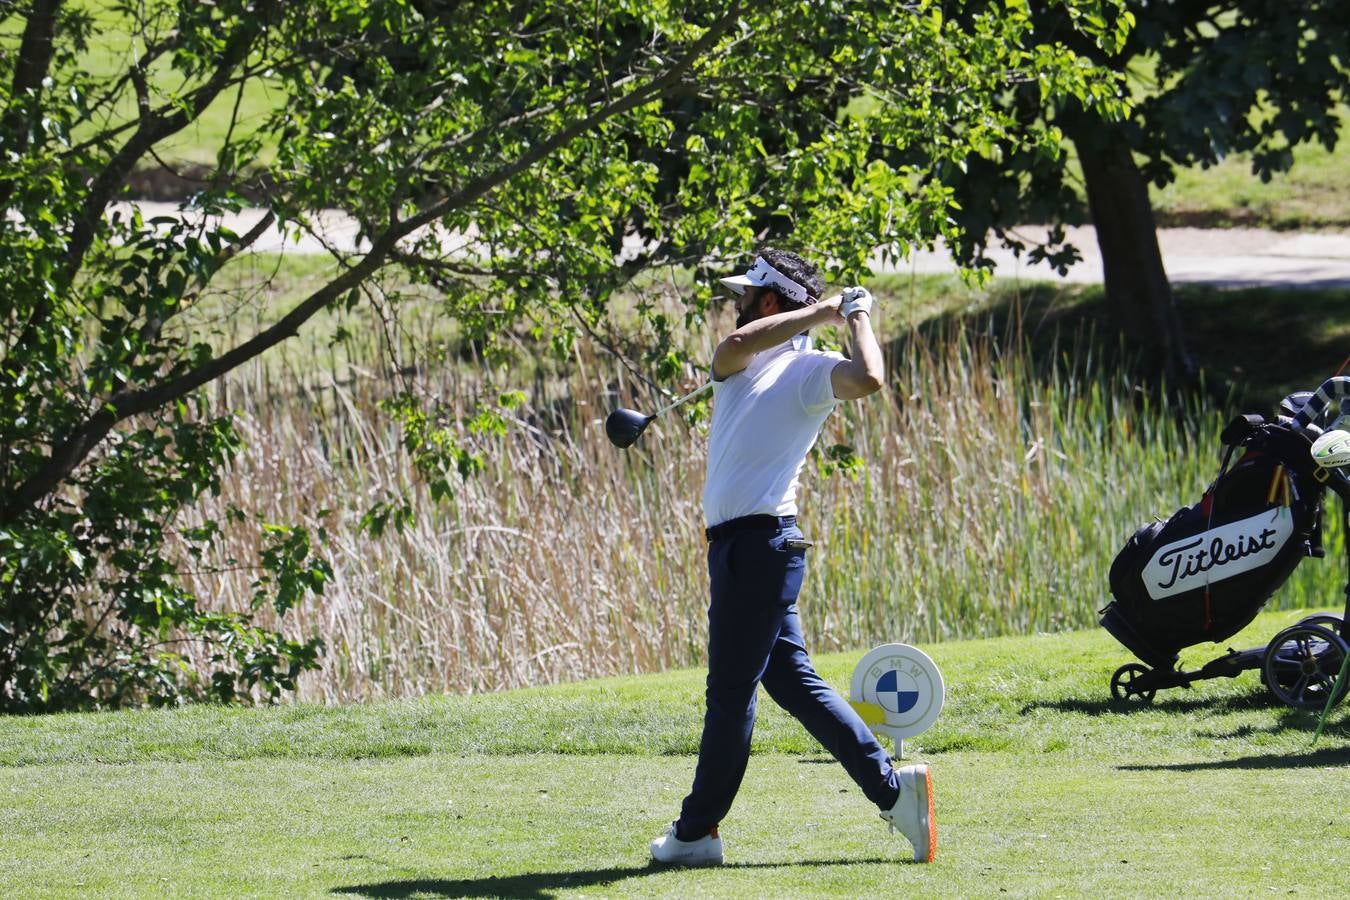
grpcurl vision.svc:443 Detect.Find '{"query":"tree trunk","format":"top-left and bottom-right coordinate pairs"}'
top-left (0, 0), bottom-right (64, 214)
top-left (1071, 129), bottom-right (1195, 379)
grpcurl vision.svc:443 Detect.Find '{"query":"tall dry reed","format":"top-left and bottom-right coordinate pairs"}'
top-left (174, 311), bottom-right (1347, 703)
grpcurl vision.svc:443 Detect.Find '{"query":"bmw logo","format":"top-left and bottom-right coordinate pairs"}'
top-left (850, 644), bottom-right (945, 739)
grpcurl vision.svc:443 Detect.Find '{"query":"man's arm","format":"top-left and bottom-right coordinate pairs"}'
top-left (711, 297), bottom-right (842, 380)
top-left (831, 308), bottom-right (884, 400)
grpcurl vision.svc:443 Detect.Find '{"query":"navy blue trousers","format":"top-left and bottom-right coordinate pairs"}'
top-left (676, 520), bottom-right (900, 839)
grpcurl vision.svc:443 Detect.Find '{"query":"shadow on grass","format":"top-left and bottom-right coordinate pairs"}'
top-left (1117, 745), bottom-right (1350, 772)
top-left (1020, 689), bottom-right (1281, 717)
top-left (332, 857), bottom-right (899, 899)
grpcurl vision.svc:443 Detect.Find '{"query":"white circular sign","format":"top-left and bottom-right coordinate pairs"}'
top-left (850, 643), bottom-right (945, 739)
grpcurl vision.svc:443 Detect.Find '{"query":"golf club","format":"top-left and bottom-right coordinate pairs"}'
top-left (606, 382), bottom-right (712, 448)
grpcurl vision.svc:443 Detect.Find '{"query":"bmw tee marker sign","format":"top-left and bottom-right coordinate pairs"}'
top-left (850, 644), bottom-right (945, 759)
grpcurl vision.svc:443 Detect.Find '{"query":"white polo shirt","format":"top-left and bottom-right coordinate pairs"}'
top-left (703, 335), bottom-right (845, 527)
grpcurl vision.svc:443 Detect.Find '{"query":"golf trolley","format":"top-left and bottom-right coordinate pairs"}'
top-left (1099, 377), bottom-right (1350, 709)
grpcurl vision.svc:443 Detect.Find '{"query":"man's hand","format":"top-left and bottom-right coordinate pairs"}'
top-left (840, 287), bottom-right (873, 320)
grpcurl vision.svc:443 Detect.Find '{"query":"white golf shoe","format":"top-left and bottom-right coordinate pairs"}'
top-left (649, 823), bottom-right (724, 866)
top-left (880, 763), bottom-right (937, 863)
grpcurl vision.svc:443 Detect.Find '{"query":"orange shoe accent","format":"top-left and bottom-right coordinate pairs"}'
top-left (709, 826), bottom-right (719, 838)
top-left (923, 766), bottom-right (937, 863)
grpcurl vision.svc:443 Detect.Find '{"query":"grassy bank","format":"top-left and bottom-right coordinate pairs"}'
top-left (870, 274), bottom-right (1350, 408)
top-left (1, 611), bottom-right (1346, 897)
top-left (1152, 134), bottom-right (1350, 230)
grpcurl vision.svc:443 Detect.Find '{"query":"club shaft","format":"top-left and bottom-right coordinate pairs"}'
top-left (651, 381), bottom-right (712, 418)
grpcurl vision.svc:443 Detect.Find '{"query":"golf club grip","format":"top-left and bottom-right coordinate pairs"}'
top-left (1292, 376), bottom-right (1350, 431)
top-left (652, 382), bottom-right (712, 417)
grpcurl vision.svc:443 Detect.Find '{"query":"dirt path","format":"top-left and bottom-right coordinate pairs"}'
top-left (115, 202), bottom-right (1350, 288)
top-left (899, 225), bottom-right (1350, 288)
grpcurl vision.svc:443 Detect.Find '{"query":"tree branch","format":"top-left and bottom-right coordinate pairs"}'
top-left (401, 1), bottom-right (748, 235)
top-left (1, 1), bottom-right (753, 520)
top-left (62, 4), bottom-right (280, 283)
top-left (5, 3), bottom-right (281, 378)
top-left (136, 209), bottom-right (279, 349)
top-left (1, 231), bottom-right (392, 521)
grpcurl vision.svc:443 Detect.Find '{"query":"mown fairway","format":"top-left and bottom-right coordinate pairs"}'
top-left (2, 608), bottom-right (1346, 898)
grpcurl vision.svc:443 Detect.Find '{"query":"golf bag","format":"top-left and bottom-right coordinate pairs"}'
top-left (1100, 416), bottom-right (1329, 668)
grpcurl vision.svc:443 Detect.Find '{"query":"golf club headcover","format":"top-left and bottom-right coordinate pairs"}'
top-left (840, 286), bottom-right (873, 320)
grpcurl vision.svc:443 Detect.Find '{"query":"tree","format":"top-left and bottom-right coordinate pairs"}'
top-left (932, 0), bottom-right (1350, 377)
top-left (0, 0), bottom-right (1126, 710)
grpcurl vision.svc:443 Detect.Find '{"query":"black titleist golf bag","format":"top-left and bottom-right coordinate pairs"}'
top-left (1101, 418), bottom-right (1326, 668)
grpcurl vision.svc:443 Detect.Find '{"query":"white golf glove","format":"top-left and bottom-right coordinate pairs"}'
top-left (840, 286), bottom-right (873, 320)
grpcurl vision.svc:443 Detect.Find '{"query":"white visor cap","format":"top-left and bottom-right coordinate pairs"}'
top-left (720, 256), bottom-right (811, 305)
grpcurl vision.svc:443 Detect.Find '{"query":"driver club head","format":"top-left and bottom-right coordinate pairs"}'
top-left (605, 408), bottom-right (656, 448)
top-left (1311, 427), bottom-right (1350, 468)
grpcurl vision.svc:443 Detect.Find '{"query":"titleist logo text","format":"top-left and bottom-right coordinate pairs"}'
top-left (1142, 510), bottom-right (1294, 600)
top-left (1154, 528), bottom-right (1281, 590)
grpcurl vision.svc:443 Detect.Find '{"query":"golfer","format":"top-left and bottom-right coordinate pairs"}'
top-left (650, 248), bottom-right (936, 866)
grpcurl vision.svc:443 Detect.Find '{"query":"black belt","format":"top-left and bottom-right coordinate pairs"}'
top-left (705, 514), bottom-right (796, 542)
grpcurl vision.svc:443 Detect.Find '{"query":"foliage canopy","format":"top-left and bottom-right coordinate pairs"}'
top-left (934, 0), bottom-right (1349, 372)
top-left (0, 0), bottom-right (1126, 710)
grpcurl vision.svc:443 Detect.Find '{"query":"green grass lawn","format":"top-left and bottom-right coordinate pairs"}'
top-left (199, 250), bottom-right (1350, 413)
top-left (3, 608), bottom-right (1346, 897)
top-left (1151, 135), bottom-right (1350, 230)
top-left (71, 0), bottom-right (282, 167)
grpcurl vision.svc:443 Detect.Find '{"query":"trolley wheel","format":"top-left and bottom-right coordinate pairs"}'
top-left (1296, 613), bottom-right (1344, 636)
top-left (1263, 624), bottom-right (1350, 710)
top-left (1110, 663), bottom-right (1156, 705)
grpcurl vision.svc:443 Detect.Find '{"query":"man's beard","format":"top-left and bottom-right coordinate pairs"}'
top-left (735, 307), bottom-right (754, 329)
